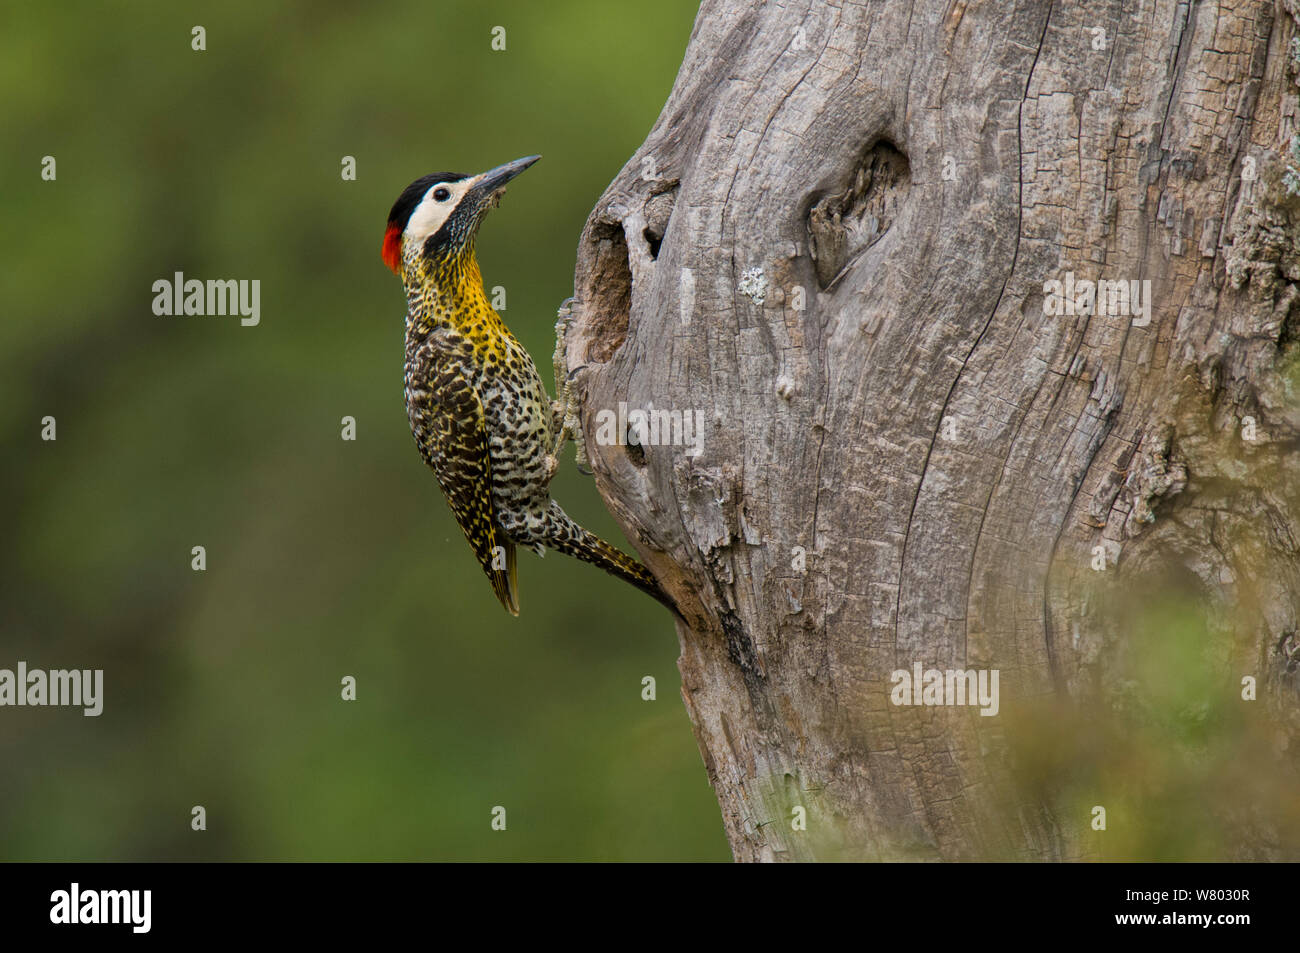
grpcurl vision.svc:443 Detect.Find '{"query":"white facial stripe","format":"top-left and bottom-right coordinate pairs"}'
top-left (404, 177), bottom-right (478, 245)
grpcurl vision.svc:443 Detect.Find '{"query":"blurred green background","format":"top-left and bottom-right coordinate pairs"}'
top-left (0, 0), bottom-right (729, 860)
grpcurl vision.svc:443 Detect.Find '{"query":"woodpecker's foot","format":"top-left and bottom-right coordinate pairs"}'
top-left (553, 298), bottom-right (593, 474)
top-left (562, 364), bottom-right (592, 473)
top-left (549, 398), bottom-right (589, 470)
top-left (552, 298), bottom-right (576, 406)
top-left (567, 417), bottom-right (592, 474)
top-left (551, 409), bottom-right (591, 474)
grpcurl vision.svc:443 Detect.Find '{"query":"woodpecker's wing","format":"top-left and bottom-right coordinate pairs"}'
top-left (410, 342), bottom-right (519, 615)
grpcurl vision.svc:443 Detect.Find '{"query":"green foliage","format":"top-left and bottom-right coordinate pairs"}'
top-left (1003, 586), bottom-right (1300, 861)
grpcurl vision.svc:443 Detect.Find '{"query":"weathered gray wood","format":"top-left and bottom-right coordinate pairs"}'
top-left (561, 0), bottom-right (1300, 860)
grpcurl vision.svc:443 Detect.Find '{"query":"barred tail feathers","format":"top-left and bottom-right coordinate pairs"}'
top-left (542, 503), bottom-right (672, 609)
top-left (470, 531), bottom-right (518, 616)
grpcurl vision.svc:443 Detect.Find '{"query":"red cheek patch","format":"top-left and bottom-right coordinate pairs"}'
top-left (382, 224), bottom-right (403, 274)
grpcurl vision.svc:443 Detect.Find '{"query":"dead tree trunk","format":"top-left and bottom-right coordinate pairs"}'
top-left (561, 0), bottom-right (1300, 860)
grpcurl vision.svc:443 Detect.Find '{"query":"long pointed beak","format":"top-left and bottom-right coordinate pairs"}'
top-left (473, 155), bottom-right (541, 198)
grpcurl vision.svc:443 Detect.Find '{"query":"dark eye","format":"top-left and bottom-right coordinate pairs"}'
top-left (433, 187), bottom-right (451, 202)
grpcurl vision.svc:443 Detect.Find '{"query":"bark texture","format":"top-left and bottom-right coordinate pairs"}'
top-left (561, 0), bottom-right (1300, 860)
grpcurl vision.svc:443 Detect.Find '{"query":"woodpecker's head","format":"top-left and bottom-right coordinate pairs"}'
top-left (382, 155), bottom-right (540, 276)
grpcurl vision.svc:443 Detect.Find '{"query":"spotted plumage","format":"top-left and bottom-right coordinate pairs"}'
top-left (384, 156), bottom-right (670, 615)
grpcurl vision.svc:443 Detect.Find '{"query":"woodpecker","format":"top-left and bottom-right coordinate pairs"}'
top-left (382, 155), bottom-right (671, 615)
